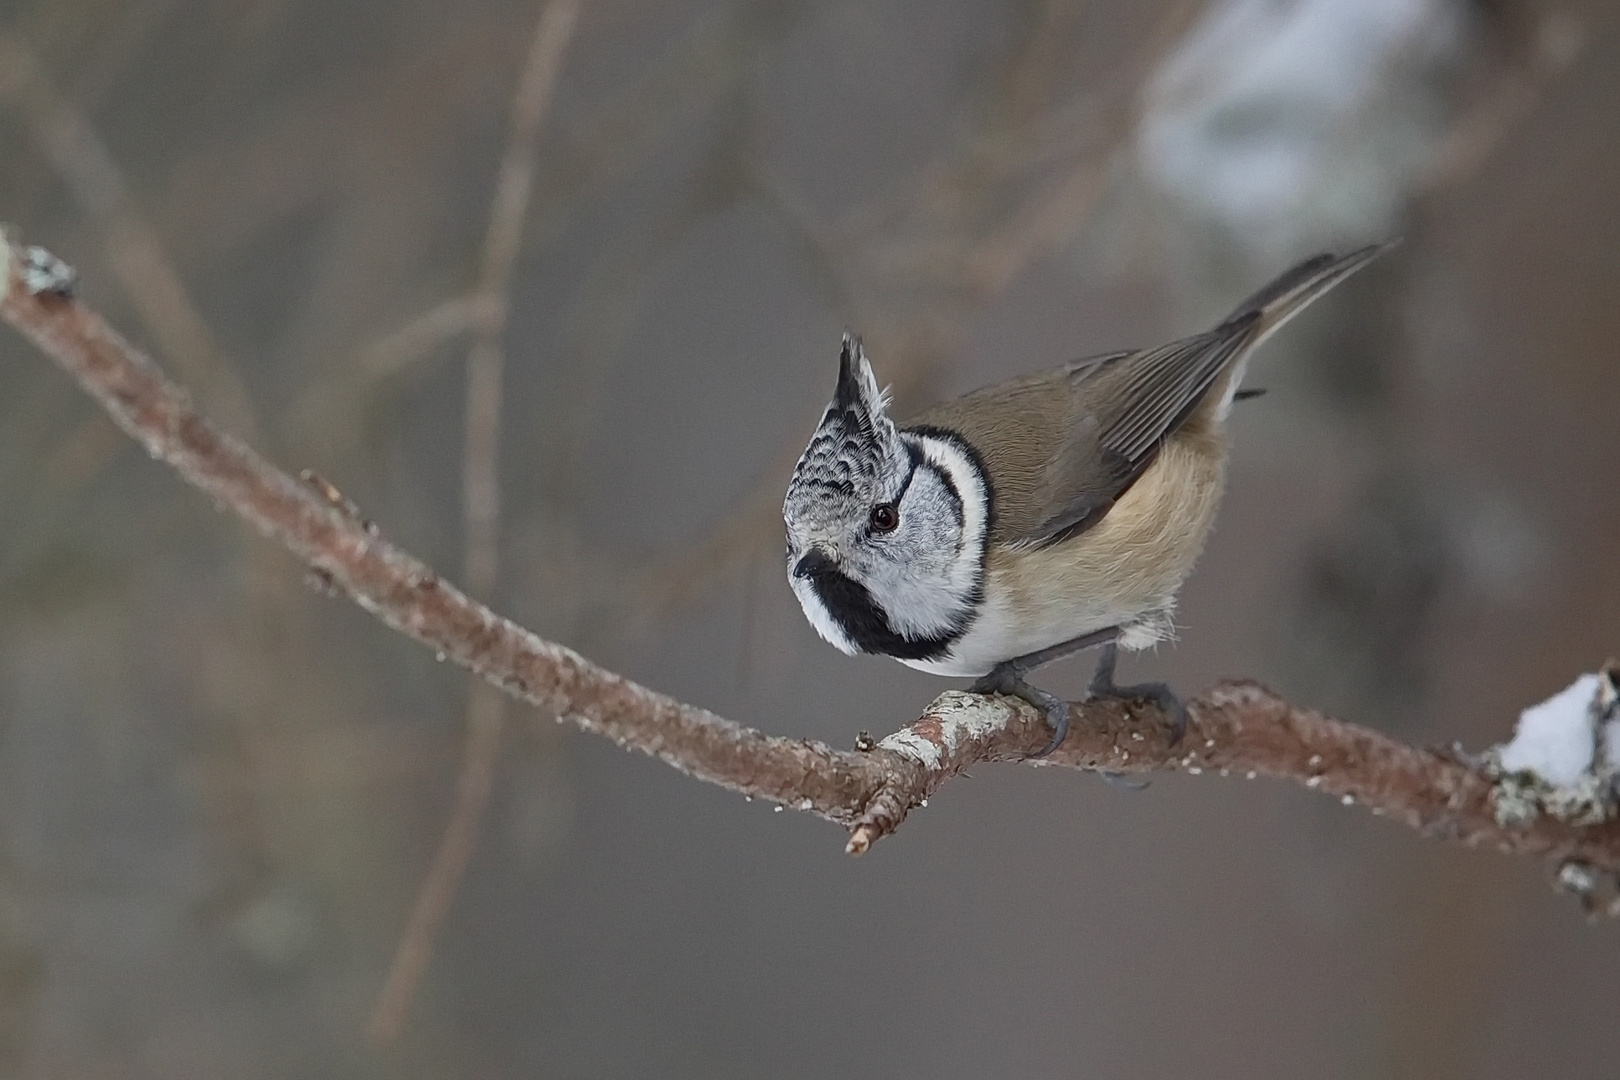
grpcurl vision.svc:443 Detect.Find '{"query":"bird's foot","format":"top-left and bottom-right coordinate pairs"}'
top-left (971, 663), bottom-right (1071, 757)
top-left (1087, 643), bottom-right (1187, 745)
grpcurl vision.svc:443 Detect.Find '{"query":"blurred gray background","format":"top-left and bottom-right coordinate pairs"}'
top-left (0, 0), bottom-right (1616, 1076)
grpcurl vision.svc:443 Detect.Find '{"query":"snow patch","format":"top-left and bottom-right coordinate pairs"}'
top-left (1489, 670), bottom-right (1620, 826)
top-left (1498, 673), bottom-right (1605, 786)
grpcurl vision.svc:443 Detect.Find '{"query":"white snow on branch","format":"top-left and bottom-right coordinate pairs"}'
top-left (1498, 674), bottom-right (1609, 786)
top-left (1490, 670), bottom-right (1620, 827)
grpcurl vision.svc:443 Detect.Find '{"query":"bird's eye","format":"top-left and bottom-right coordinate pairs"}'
top-left (869, 503), bottom-right (899, 533)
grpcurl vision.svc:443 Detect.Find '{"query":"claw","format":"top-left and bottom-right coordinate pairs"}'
top-left (1160, 691), bottom-right (1188, 746)
top-left (966, 626), bottom-right (1183, 764)
top-left (1035, 696), bottom-right (1069, 757)
top-left (1119, 683), bottom-right (1185, 745)
top-left (971, 664), bottom-right (1070, 757)
top-left (1088, 642), bottom-right (1186, 745)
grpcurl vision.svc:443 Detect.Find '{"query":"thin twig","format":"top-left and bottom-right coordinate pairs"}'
top-left (0, 32), bottom-right (263, 443)
top-left (367, 0), bottom-right (582, 1045)
top-left (0, 37), bottom-right (313, 921)
top-left (289, 293), bottom-right (501, 448)
top-left (289, 2), bottom-right (772, 438)
top-left (365, 680), bottom-right (505, 1039)
top-left (464, 0), bottom-right (579, 600)
top-left (360, 293), bottom-right (501, 381)
top-left (5, 234), bottom-right (1619, 888)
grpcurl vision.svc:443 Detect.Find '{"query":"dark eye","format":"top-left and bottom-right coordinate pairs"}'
top-left (869, 503), bottom-right (899, 533)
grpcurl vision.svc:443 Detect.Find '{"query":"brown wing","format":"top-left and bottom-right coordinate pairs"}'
top-left (905, 243), bottom-right (1394, 548)
top-left (907, 319), bottom-right (1258, 548)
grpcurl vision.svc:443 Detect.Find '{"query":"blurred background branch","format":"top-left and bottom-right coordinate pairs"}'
top-left (367, 0), bottom-right (581, 1046)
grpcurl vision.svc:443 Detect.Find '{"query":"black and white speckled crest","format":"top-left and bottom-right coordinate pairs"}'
top-left (782, 335), bottom-right (911, 534)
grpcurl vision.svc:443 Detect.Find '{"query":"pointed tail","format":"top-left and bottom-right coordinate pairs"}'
top-left (1223, 239), bottom-right (1399, 349)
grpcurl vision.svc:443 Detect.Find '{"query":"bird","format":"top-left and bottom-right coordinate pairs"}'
top-left (781, 243), bottom-right (1392, 756)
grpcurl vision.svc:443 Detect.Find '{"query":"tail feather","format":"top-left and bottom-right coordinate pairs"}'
top-left (1206, 240), bottom-right (1397, 424)
top-left (1222, 239), bottom-right (1398, 349)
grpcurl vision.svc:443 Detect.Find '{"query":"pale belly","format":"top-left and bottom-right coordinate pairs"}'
top-left (895, 584), bottom-right (1167, 678)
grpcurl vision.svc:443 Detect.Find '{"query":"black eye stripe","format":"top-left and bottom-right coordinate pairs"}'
top-left (889, 460), bottom-right (965, 543)
top-left (924, 462), bottom-right (964, 526)
top-left (903, 425), bottom-right (992, 533)
top-left (892, 448), bottom-right (921, 502)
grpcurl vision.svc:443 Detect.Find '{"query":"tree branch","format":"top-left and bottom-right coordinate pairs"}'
top-left (4, 233), bottom-right (1618, 878)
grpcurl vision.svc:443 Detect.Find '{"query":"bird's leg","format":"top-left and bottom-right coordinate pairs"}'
top-left (999, 626), bottom-right (1120, 673)
top-left (972, 661), bottom-right (1071, 757)
top-left (1087, 641), bottom-right (1187, 745)
top-left (970, 627), bottom-right (1119, 757)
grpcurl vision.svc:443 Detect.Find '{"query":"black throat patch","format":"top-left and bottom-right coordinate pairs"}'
top-left (806, 567), bottom-right (957, 661)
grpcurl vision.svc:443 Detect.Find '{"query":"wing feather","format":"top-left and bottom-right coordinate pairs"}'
top-left (904, 244), bottom-right (1391, 549)
top-left (1014, 315), bottom-right (1260, 546)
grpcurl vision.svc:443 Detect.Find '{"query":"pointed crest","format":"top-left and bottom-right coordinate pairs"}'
top-left (833, 334), bottom-right (891, 419)
top-left (784, 335), bottom-right (909, 528)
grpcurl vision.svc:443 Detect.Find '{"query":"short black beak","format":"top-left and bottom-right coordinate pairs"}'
top-left (793, 548), bottom-right (838, 580)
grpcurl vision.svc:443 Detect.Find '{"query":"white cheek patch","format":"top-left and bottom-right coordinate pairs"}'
top-left (914, 434), bottom-right (990, 616)
top-left (789, 574), bottom-right (860, 655)
top-left (861, 431), bottom-right (990, 643)
top-left (916, 434), bottom-right (988, 561)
